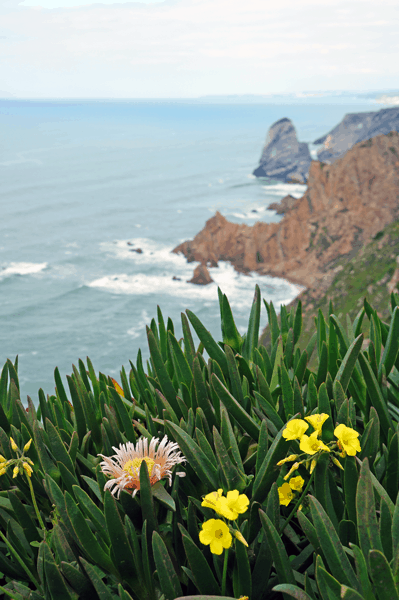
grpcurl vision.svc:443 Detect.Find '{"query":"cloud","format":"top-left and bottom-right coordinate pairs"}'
top-left (0, 0), bottom-right (398, 96)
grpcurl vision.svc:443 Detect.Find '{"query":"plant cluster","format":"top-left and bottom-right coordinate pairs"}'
top-left (0, 285), bottom-right (399, 600)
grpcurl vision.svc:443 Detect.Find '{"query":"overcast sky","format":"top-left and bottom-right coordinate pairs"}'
top-left (0, 0), bottom-right (398, 98)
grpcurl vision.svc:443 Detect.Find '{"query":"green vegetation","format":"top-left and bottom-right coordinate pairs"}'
top-left (1, 282), bottom-right (399, 599)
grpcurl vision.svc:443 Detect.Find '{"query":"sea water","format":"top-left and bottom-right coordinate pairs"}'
top-left (0, 94), bottom-right (389, 401)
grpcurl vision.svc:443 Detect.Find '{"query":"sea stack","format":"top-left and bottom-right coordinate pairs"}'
top-left (314, 106), bottom-right (399, 164)
top-left (253, 118), bottom-right (312, 184)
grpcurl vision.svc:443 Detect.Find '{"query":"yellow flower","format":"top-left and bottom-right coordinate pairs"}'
top-left (277, 454), bottom-right (298, 466)
top-left (99, 436), bottom-right (186, 499)
top-left (199, 519), bottom-right (232, 555)
top-left (220, 490), bottom-right (250, 520)
top-left (202, 489), bottom-right (224, 512)
top-left (282, 419), bottom-right (309, 441)
top-left (0, 467), bottom-right (7, 476)
top-left (334, 424), bottom-right (361, 456)
top-left (23, 439), bottom-right (32, 453)
top-left (234, 530), bottom-right (248, 547)
top-left (278, 482), bottom-right (294, 506)
top-left (289, 475), bottom-right (305, 492)
top-left (22, 462), bottom-right (33, 477)
top-left (12, 466), bottom-right (19, 478)
top-left (202, 490), bottom-right (249, 520)
top-left (300, 431), bottom-right (331, 455)
top-left (10, 438), bottom-right (18, 452)
top-left (305, 413), bottom-right (329, 436)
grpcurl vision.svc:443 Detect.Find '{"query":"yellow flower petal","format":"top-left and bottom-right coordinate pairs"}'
top-left (305, 413), bottom-right (330, 436)
top-left (289, 475), bottom-right (305, 491)
top-left (278, 482), bottom-right (294, 506)
top-left (334, 424), bottom-right (361, 456)
top-left (300, 431), bottom-right (330, 455)
top-left (199, 519), bottom-right (232, 554)
top-left (282, 419), bottom-right (309, 441)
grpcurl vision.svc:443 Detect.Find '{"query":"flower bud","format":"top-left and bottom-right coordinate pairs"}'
top-left (234, 530), bottom-right (248, 547)
top-left (0, 467), bottom-right (7, 476)
top-left (283, 462), bottom-right (300, 480)
top-left (23, 439), bottom-right (32, 453)
top-left (277, 454), bottom-right (298, 466)
top-left (22, 462), bottom-right (33, 477)
top-left (310, 459), bottom-right (317, 474)
top-left (10, 438), bottom-right (18, 452)
top-left (331, 456), bottom-right (344, 471)
top-left (12, 466), bottom-right (19, 478)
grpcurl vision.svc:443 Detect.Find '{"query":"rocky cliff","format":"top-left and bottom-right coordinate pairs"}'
top-left (252, 118), bottom-right (312, 183)
top-left (174, 132), bottom-right (399, 294)
top-left (314, 106), bottom-right (399, 164)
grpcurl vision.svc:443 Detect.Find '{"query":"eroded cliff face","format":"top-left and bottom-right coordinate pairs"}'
top-left (173, 132), bottom-right (399, 292)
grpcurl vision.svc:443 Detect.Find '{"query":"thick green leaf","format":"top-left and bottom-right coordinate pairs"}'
top-left (259, 509), bottom-right (295, 587)
top-left (152, 531), bottom-right (182, 600)
top-left (358, 352), bottom-right (394, 442)
top-left (179, 527), bottom-right (221, 595)
top-left (65, 491), bottom-right (114, 574)
top-left (233, 523), bottom-right (252, 599)
top-left (104, 491), bottom-right (137, 585)
top-left (308, 495), bottom-right (360, 591)
top-left (213, 427), bottom-right (247, 492)
top-left (252, 424), bottom-right (289, 503)
top-left (335, 334), bottom-right (364, 395)
top-left (370, 549), bottom-right (399, 600)
top-left (211, 374), bottom-right (259, 441)
top-left (147, 329), bottom-right (182, 418)
top-left (42, 542), bottom-right (77, 600)
top-left (272, 584), bottom-right (315, 600)
top-left (186, 309), bottom-right (228, 376)
top-left (79, 558), bottom-right (114, 600)
top-left (165, 421), bottom-right (218, 489)
top-left (221, 291), bottom-right (242, 353)
top-left (356, 458), bottom-right (384, 569)
top-left (242, 284), bottom-right (261, 362)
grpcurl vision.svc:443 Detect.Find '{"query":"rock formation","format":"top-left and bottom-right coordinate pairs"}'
top-left (174, 132), bottom-right (399, 294)
top-left (267, 194), bottom-right (298, 214)
top-left (252, 118), bottom-right (312, 184)
top-left (187, 264), bottom-right (214, 285)
top-left (314, 106), bottom-right (399, 164)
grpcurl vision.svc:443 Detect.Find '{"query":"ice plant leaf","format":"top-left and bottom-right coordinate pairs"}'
top-left (259, 509), bottom-right (296, 587)
top-left (211, 374), bottom-right (260, 441)
top-left (104, 491), bottom-right (138, 586)
top-left (358, 352), bottom-right (393, 443)
top-left (79, 557), bottom-right (114, 600)
top-left (334, 333), bottom-right (364, 395)
top-left (147, 329), bottom-right (182, 419)
top-left (369, 549), bottom-right (399, 600)
top-left (165, 421), bottom-right (218, 490)
top-left (252, 423), bottom-right (288, 504)
top-left (186, 309), bottom-right (228, 376)
top-left (152, 531), bottom-right (182, 600)
top-left (42, 542), bottom-right (77, 600)
top-left (179, 527), bottom-right (221, 595)
top-left (242, 283), bottom-right (261, 362)
top-left (356, 458), bottom-right (384, 569)
top-left (272, 584), bottom-right (315, 599)
top-left (308, 495), bottom-right (360, 592)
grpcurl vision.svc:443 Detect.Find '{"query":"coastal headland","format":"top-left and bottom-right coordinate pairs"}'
top-left (173, 131), bottom-right (399, 302)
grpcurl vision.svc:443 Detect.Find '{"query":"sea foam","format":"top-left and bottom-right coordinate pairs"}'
top-left (0, 262), bottom-right (48, 278)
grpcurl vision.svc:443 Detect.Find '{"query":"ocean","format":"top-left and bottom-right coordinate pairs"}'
top-left (0, 93), bottom-right (393, 402)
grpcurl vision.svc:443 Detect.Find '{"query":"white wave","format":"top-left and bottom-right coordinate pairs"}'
top-left (0, 262), bottom-right (47, 277)
top-left (262, 182), bottom-right (307, 197)
top-left (247, 174), bottom-right (256, 179)
top-left (87, 261), bottom-right (304, 312)
top-left (230, 205), bottom-right (269, 220)
top-left (100, 238), bottom-right (191, 269)
top-left (127, 309), bottom-right (150, 339)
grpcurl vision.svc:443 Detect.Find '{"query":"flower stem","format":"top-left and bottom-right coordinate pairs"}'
top-left (278, 469), bottom-right (316, 535)
top-left (27, 475), bottom-right (46, 533)
top-left (0, 530), bottom-right (42, 592)
top-left (221, 548), bottom-right (229, 596)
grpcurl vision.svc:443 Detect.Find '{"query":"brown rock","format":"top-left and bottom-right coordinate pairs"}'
top-left (267, 194), bottom-right (298, 214)
top-left (174, 132), bottom-right (399, 291)
top-left (187, 264), bottom-right (214, 285)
